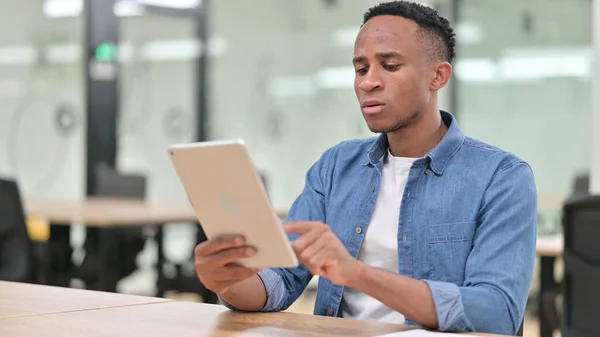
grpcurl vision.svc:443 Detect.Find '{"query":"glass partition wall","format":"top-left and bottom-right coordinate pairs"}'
top-left (0, 0), bottom-right (85, 199)
top-left (455, 0), bottom-right (593, 235)
top-left (208, 0), bottom-right (453, 210)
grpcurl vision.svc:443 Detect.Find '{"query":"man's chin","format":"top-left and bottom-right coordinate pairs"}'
top-left (368, 127), bottom-right (385, 134)
top-left (367, 117), bottom-right (416, 134)
top-left (367, 124), bottom-right (396, 134)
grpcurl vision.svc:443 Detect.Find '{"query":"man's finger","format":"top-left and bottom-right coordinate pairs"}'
top-left (205, 265), bottom-right (257, 281)
top-left (309, 248), bottom-right (336, 269)
top-left (194, 235), bottom-right (245, 257)
top-left (291, 224), bottom-right (327, 253)
top-left (302, 244), bottom-right (329, 276)
top-left (284, 221), bottom-right (326, 236)
top-left (198, 246), bottom-right (257, 269)
top-left (296, 232), bottom-right (330, 263)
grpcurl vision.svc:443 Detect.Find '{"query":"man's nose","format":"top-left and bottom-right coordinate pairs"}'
top-left (358, 69), bottom-right (384, 92)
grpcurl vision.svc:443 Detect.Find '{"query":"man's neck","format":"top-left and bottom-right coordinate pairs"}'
top-left (387, 109), bottom-right (447, 158)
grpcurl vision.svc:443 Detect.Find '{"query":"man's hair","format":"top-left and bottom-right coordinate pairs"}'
top-left (362, 1), bottom-right (456, 64)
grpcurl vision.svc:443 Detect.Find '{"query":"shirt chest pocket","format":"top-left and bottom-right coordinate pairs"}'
top-left (425, 221), bottom-right (476, 285)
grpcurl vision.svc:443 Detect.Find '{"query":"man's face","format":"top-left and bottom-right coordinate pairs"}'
top-left (353, 15), bottom-right (434, 133)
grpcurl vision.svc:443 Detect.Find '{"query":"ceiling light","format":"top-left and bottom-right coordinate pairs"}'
top-left (43, 0), bottom-right (83, 18)
top-left (114, 1), bottom-right (146, 17)
top-left (135, 0), bottom-right (201, 9)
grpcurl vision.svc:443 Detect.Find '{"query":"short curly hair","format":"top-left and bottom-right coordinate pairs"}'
top-left (362, 1), bottom-right (456, 64)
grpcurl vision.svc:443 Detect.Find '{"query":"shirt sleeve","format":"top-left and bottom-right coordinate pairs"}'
top-left (424, 161), bottom-right (537, 335)
top-left (219, 268), bottom-right (286, 312)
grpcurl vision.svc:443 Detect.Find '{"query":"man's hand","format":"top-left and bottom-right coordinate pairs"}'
top-left (194, 235), bottom-right (261, 295)
top-left (284, 221), bottom-right (360, 286)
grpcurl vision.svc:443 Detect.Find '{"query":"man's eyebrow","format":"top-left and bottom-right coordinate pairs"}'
top-left (377, 51), bottom-right (403, 59)
top-left (352, 56), bottom-right (366, 64)
top-left (352, 52), bottom-right (404, 64)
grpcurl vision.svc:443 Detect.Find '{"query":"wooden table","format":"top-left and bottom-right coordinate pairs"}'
top-left (0, 301), bottom-right (407, 336)
top-left (0, 288), bottom-right (507, 337)
top-left (0, 281), bottom-right (170, 319)
top-left (536, 235), bottom-right (564, 337)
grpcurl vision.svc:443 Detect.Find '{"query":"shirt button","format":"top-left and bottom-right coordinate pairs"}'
top-left (355, 227), bottom-right (362, 234)
top-left (328, 308), bottom-right (335, 316)
top-left (425, 169), bottom-right (431, 175)
top-left (371, 186), bottom-right (376, 192)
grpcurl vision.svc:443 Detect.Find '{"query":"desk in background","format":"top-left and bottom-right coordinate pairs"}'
top-left (25, 197), bottom-right (201, 295)
top-left (24, 197), bottom-right (288, 296)
top-left (25, 197), bottom-right (289, 226)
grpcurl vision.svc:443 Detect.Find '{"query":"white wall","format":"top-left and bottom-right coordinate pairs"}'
top-left (592, 0), bottom-right (600, 194)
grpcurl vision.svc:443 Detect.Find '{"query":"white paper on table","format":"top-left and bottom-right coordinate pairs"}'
top-left (375, 329), bottom-right (487, 336)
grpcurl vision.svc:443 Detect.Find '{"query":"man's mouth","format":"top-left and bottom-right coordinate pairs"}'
top-left (361, 101), bottom-right (385, 114)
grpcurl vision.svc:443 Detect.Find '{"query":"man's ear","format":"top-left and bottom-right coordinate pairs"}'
top-left (430, 62), bottom-right (452, 91)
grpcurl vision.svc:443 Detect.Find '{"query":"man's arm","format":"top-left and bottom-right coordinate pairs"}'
top-left (348, 161), bottom-right (537, 334)
top-left (431, 161), bottom-right (537, 334)
top-left (219, 274), bottom-right (267, 311)
top-left (348, 264), bottom-right (439, 328)
top-left (286, 161), bottom-right (537, 335)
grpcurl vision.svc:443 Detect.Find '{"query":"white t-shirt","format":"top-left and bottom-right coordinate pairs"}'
top-left (340, 150), bottom-right (416, 323)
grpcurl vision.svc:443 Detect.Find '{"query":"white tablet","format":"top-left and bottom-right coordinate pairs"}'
top-left (168, 139), bottom-right (299, 269)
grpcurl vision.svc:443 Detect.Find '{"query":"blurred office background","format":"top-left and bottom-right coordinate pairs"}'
top-left (0, 0), bottom-right (598, 336)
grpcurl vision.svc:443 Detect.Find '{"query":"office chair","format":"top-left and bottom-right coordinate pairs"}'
top-left (77, 164), bottom-right (147, 290)
top-left (561, 194), bottom-right (600, 337)
top-left (572, 174), bottom-right (590, 196)
top-left (0, 178), bottom-right (34, 282)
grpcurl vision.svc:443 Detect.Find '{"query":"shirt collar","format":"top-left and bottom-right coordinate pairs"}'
top-left (364, 110), bottom-right (465, 175)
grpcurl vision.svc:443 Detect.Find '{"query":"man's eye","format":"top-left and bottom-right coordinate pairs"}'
top-left (355, 68), bottom-right (368, 75)
top-left (384, 64), bottom-right (400, 71)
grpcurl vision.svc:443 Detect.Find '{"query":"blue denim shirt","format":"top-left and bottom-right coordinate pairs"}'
top-left (224, 111), bottom-right (537, 335)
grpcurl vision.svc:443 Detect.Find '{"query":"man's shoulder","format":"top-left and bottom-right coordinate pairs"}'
top-left (308, 137), bottom-right (378, 174)
top-left (328, 137), bottom-right (378, 154)
top-left (461, 136), bottom-right (531, 173)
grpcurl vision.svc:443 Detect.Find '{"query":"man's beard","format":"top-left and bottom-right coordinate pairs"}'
top-left (368, 110), bottom-right (422, 134)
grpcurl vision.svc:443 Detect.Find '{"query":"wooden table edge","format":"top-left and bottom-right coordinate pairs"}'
top-left (0, 299), bottom-right (175, 320)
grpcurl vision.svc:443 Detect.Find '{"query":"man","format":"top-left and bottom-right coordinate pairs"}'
top-left (193, 1), bottom-right (537, 335)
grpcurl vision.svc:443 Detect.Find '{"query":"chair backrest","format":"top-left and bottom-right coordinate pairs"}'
top-left (562, 195), bottom-right (600, 337)
top-left (95, 163), bottom-right (146, 199)
top-left (79, 165), bottom-right (149, 285)
top-left (572, 174), bottom-right (590, 196)
top-left (96, 165), bottom-right (147, 276)
top-left (0, 178), bottom-right (33, 282)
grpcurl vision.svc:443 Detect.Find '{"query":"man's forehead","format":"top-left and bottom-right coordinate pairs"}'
top-left (355, 16), bottom-right (419, 47)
